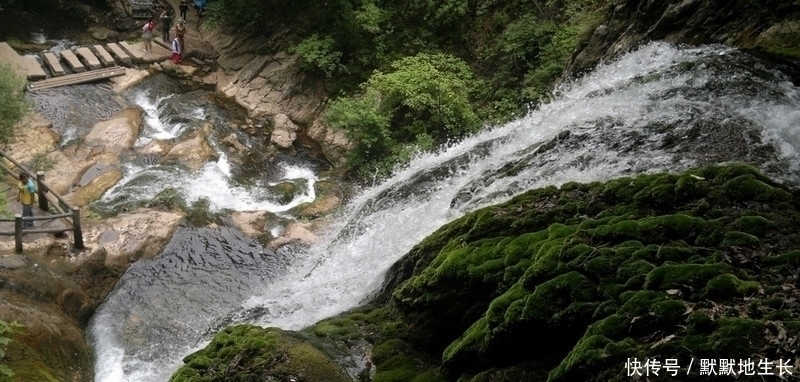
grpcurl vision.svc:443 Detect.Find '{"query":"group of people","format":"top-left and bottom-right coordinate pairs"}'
top-left (141, 4), bottom-right (187, 64)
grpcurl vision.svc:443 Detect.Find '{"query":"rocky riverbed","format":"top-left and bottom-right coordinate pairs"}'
top-left (0, 1), bottom-right (351, 380)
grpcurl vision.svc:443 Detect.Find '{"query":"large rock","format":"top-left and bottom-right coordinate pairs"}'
top-left (307, 118), bottom-right (353, 167)
top-left (110, 67), bottom-right (151, 93)
top-left (83, 107), bottom-right (143, 153)
top-left (65, 167), bottom-right (123, 207)
top-left (2, 112), bottom-right (59, 165)
top-left (44, 148), bottom-right (119, 196)
top-left (230, 210), bottom-right (268, 237)
top-left (81, 208), bottom-right (185, 270)
top-left (270, 113), bottom-right (299, 149)
top-left (268, 221), bottom-right (318, 249)
top-left (162, 125), bottom-right (219, 171)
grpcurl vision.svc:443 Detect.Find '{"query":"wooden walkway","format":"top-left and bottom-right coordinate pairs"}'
top-left (0, 39), bottom-right (172, 90)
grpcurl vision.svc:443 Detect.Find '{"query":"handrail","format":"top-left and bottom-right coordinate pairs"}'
top-left (0, 148), bottom-right (84, 252)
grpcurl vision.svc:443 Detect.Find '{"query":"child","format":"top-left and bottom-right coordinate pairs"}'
top-left (142, 18), bottom-right (155, 53)
top-left (18, 173), bottom-right (37, 228)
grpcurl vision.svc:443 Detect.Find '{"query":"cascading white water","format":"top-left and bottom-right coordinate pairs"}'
top-left (89, 41), bottom-right (800, 381)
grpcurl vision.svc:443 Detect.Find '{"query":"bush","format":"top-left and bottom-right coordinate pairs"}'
top-left (289, 34), bottom-right (346, 78)
top-left (0, 62), bottom-right (30, 145)
top-left (325, 52), bottom-right (480, 179)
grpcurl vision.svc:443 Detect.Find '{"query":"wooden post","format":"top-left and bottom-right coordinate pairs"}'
top-left (37, 171), bottom-right (49, 211)
top-left (72, 206), bottom-right (84, 249)
top-left (14, 214), bottom-right (23, 253)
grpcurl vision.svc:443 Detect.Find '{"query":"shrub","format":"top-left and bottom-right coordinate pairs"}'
top-left (0, 62), bottom-right (30, 145)
top-left (325, 52), bottom-right (480, 179)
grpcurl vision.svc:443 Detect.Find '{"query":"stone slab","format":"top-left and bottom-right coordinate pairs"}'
top-left (92, 45), bottom-right (115, 67)
top-left (0, 42), bottom-right (47, 80)
top-left (105, 43), bottom-right (132, 66)
top-left (75, 47), bottom-right (103, 70)
top-left (60, 49), bottom-right (86, 73)
top-left (43, 52), bottom-right (65, 77)
top-left (119, 41), bottom-right (145, 62)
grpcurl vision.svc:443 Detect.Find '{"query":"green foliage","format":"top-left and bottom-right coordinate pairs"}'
top-left (27, 152), bottom-right (56, 172)
top-left (0, 319), bottom-right (22, 379)
top-left (325, 52), bottom-right (480, 179)
top-left (0, 62), bottom-right (30, 145)
top-left (289, 34), bottom-right (346, 78)
top-left (204, 0), bottom-right (271, 33)
top-left (184, 197), bottom-right (216, 226)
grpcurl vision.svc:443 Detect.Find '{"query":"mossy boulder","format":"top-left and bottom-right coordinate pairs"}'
top-left (381, 164), bottom-right (800, 381)
top-left (169, 325), bottom-right (350, 382)
top-left (171, 164), bottom-right (800, 382)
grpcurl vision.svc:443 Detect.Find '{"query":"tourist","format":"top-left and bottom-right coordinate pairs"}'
top-left (174, 18), bottom-right (186, 58)
top-left (18, 173), bottom-right (37, 228)
top-left (142, 18), bottom-right (155, 53)
top-left (179, 0), bottom-right (190, 20)
top-left (171, 36), bottom-right (182, 64)
top-left (160, 9), bottom-right (172, 43)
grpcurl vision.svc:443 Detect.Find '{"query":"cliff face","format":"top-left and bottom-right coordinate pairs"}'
top-left (567, 0), bottom-right (800, 78)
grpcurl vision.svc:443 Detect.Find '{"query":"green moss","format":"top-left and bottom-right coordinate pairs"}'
top-left (547, 334), bottom-right (611, 382)
top-left (169, 325), bottom-right (349, 382)
top-left (644, 263), bottom-right (730, 291)
top-left (638, 214), bottom-right (707, 244)
top-left (675, 173), bottom-right (710, 199)
top-left (650, 300), bottom-right (687, 325)
top-left (592, 219), bottom-right (641, 242)
top-left (721, 174), bottom-right (791, 203)
top-left (5, 359), bottom-right (60, 382)
top-left (721, 231), bottom-right (761, 247)
top-left (373, 354), bottom-right (426, 382)
top-left (730, 215), bottom-right (775, 236)
top-left (762, 249), bottom-right (800, 266)
top-left (586, 314), bottom-right (628, 338)
top-left (704, 274), bottom-right (762, 299)
top-left (313, 318), bottom-right (352, 338)
top-left (709, 318), bottom-right (767, 358)
top-left (616, 259), bottom-right (655, 284)
top-left (520, 272), bottom-right (598, 322)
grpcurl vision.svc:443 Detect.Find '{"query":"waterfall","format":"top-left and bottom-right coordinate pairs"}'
top-left (88, 41), bottom-right (800, 381)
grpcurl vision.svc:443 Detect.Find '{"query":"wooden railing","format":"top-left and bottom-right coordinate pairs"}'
top-left (0, 149), bottom-right (84, 252)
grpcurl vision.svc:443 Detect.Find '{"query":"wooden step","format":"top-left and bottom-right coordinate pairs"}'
top-left (27, 66), bottom-right (126, 91)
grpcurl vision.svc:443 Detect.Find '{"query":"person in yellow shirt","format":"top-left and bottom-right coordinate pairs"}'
top-left (18, 173), bottom-right (37, 228)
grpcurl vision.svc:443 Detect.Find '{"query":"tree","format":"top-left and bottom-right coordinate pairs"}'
top-left (0, 62), bottom-right (29, 145)
top-left (325, 52), bottom-right (480, 179)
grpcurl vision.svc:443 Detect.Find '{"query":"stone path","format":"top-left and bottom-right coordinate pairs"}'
top-left (0, 38), bottom-right (172, 89)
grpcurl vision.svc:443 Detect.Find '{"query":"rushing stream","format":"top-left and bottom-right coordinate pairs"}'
top-left (71, 41), bottom-right (800, 381)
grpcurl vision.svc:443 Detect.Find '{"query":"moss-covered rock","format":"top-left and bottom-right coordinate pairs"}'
top-left (382, 164), bottom-right (800, 381)
top-left (169, 325), bottom-right (350, 382)
top-left (171, 164), bottom-right (800, 382)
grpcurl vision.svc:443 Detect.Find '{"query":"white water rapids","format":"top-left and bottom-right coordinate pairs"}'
top-left (88, 41), bottom-right (800, 381)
